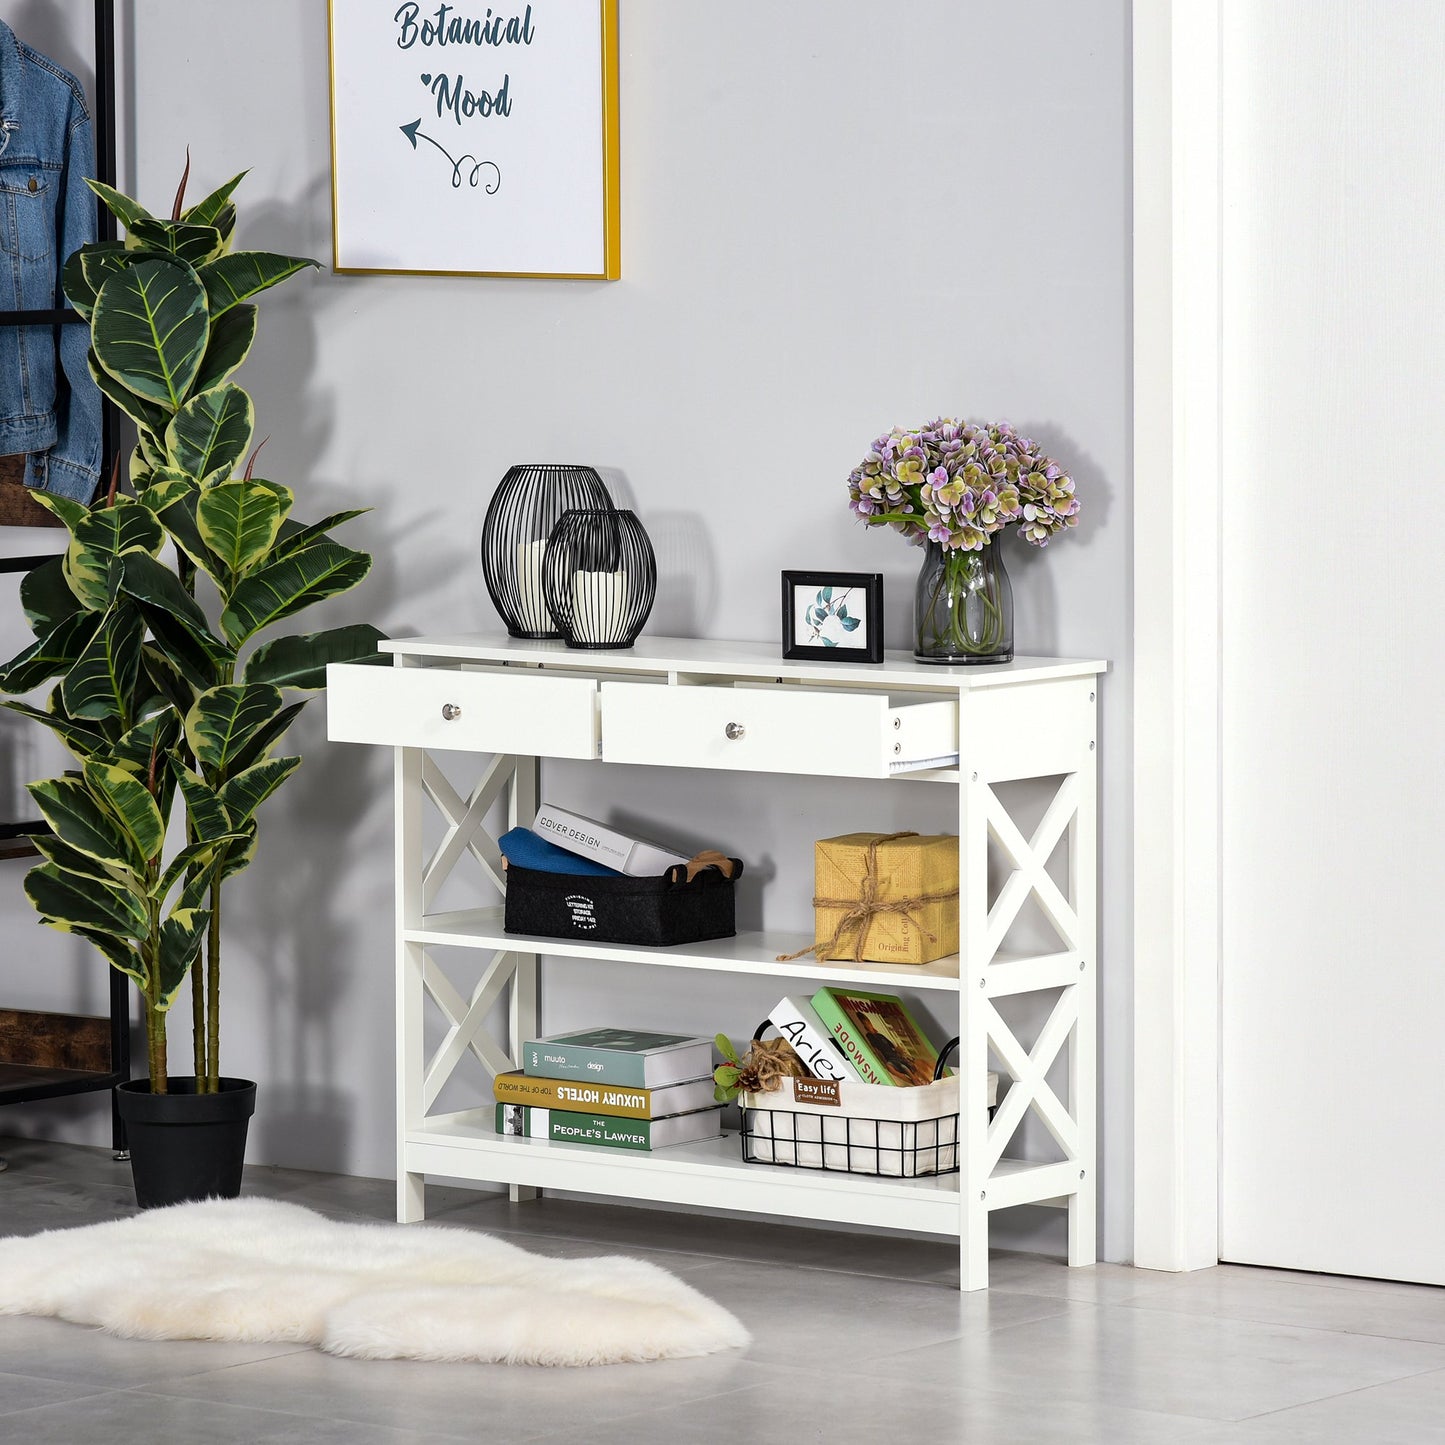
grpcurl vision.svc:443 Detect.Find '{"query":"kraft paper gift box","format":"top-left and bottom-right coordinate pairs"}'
top-left (812, 832), bottom-right (960, 965)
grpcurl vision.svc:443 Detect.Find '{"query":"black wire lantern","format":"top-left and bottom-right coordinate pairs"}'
top-left (480, 465), bottom-right (614, 638)
top-left (541, 509), bottom-right (658, 650)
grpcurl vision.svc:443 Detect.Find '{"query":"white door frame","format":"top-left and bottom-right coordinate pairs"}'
top-left (1132, 0), bottom-right (1225, 1271)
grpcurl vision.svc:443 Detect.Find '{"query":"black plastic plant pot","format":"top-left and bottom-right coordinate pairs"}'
top-left (114, 1078), bottom-right (257, 1210)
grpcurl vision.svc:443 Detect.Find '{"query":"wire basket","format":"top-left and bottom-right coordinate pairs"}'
top-left (739, 1034), bottom-right (997, 1179)
top-left (741, 1100), bottom-right (962, 1178)
top-left (480, 464), bottom-right (614, 638)
top-left (541, 507), bottom-right (657, 650)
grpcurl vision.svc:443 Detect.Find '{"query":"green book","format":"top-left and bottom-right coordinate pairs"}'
top-left (495, 1103), bottom-right (722, 1151)
top-left (809, 987), bottom-right (942, 1087)
top-left (522, 1028), bottom-right (713, 1087)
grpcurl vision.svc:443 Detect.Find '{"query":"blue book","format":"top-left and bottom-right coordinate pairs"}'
top-left (498, 827), bottom-right (622, 877)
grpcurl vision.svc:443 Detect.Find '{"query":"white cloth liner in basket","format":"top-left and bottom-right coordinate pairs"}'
top-left (740, 1069), bottom-right (1000, 1178)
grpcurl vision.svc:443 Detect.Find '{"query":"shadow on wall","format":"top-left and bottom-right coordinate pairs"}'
top-left (218, 179), bottom-right (406, 1171)
top-left (1005, 423), bottom-right (1113, 658)
top-left (589, 471), bottom-right (718, 640)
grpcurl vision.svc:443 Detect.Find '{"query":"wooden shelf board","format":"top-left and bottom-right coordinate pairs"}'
top-left (0, 460), bottom-right (64, 527)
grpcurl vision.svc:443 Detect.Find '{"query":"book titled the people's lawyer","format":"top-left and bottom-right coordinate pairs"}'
top-left (522, 1028), bottom-right (714, 1087)
top-left (495, 1103), bottom-right (723, 1151)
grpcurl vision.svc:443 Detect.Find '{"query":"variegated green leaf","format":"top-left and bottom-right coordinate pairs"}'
top-left (27, 776), bottom-right (135, 869)
top-left (22, 490), bottom-right (89, 532)
top-left (108, 711), bottom-right (182, 823)
top-left (191, 303), bottom-right (256, 394)
top-left (83, 760), bottom-right (166, 864)
top-left (88, 347), bottom-right (170, 434)
top-left (157, 907), bottom-right (211, 1009)
top-left (64, 241), bottom-right (126, 320)
top-left (182, 171), bottom-right (247, 228)
top-left (197, 480), bottom-right (288, 577)
top-left (152, 835), bottom-right (246, 905)
top-left (164, 383), bottom-right (254, 487)
top-left (116, 551), bottom-right (233, 689)
top-left (225, 698), bottom-right (306, 776)
top-left (135, 469), bottom-right (197, 514)
top-left (175, 767), bottom-right (232, 844)
top-left (64, 499), bottom-right (165, 612)
top-left (24, 862), bottom-right (149, 941)
top-left (85, 178), bottom-right (155, 232)
top-left (185, 683), bottom-right (285, 778)
top-left (154, 485), bottom-right (222, 579)
top-left (74, 927), bottom-right (147, 989)
top-left (220, 542), bottom-right (372, 647)
top-left (60, 605), bottom-right (145, 721)
top-left (128, 216), bottom-right (225, 267)
top-left (218, 754), bottom-right (300, 826)
top-left (0, 695), bottom-right (111, 760)
top-left (92, 256), bottom-right (209, 411)
top-left (0, 610), bottom-right (102, 694)
top-left (242, 624), bottom-right (387, 690)
top-left (217, 818), bottom-right (258, 881)
top-left (18, 556), bottom-right (80, 638)
top-left (271, 508), bottom-right (371, 559)
top-left (197, 251), bottom-right (318, 316)
top-left (31, 832), bottom-right (136, 889)
top-left (142, 645), bottom-right (196, 717)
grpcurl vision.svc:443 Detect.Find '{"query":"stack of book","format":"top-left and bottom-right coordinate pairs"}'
top-left (494, 1027), bottom-right (722, 1151)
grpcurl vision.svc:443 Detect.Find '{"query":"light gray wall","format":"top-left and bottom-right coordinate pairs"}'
top-left (0, 1), bottom-right (1132, 1262)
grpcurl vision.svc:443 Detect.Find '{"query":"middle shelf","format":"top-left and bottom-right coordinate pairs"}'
top-left (404, 907), bottom-right (1083, 997)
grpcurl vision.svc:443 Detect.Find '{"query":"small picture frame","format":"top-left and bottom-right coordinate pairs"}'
top-left (781, 571), bottom-right (884, 664)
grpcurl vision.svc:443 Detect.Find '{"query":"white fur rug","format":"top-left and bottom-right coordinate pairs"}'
top-left (0, 1197), bottom-right (749, 1367)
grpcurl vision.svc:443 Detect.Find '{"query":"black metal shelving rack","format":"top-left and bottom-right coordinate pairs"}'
top-left (1, 0), bottom-right (130, 1151)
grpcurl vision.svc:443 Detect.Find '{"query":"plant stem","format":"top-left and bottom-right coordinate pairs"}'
top-left (191, 948), bottom-right (206, 1081)
top-left (206, 873), bottom-right (222, 1093)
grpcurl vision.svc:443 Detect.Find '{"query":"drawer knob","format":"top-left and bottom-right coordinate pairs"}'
top-left (724, 721), bottom-right (745, 741)
top-left (441, 703), bottom-right (462, 721)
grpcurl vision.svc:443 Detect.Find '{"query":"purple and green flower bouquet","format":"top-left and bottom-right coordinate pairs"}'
top-left (846, 419), bottom-right (1080, 662)
top-left (846, 419), bottom-right (1079, 550)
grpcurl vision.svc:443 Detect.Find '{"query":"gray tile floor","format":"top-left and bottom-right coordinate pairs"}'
top-left (2, 1137), bottom-right (1444, 1443)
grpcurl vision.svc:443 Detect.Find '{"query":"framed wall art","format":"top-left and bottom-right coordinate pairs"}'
top-left (328, 0), bottom-right (620, 279)
top-left (781, 571), bottom-right (885, 664)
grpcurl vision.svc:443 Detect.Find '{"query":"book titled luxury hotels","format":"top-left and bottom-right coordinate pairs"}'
top-left (493, 1071), bottom-right (716, 1120)
top-left (523, 1028), bottom-right (714, 1088)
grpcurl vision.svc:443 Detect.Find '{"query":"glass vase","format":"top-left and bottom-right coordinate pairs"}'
top-left (913, 540), bottom-right (1013, 664)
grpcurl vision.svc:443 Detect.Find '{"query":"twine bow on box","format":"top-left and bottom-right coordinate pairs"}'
top-left (775, 831), bottom-right (956, 963)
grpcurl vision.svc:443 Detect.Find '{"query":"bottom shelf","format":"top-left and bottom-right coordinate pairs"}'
top-left (0, 1061), bottom-right (123, 1104)
top-left (405, 1111), bottom-right (1080, 1237)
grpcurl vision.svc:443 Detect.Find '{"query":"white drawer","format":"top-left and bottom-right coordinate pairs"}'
top-left (599, 682), bottom-right (957, 778)
top-left (326, 664), bottom-right (599, 759)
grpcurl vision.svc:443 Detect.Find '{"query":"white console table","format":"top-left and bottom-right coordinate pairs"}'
top-left (328, 634), bottom-right (1105, 1291)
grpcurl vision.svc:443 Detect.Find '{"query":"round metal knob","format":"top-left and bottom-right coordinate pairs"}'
top-left (441, 703), bottom-right (462, 721)
top-left (724, 721), bottom-right (745, 741)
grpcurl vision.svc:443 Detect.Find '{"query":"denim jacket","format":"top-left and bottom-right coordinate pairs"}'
top-left (0, 22), bottom-right (101, 503)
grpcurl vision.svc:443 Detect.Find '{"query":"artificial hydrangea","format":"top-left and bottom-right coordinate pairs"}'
top-left (846, 419), bottom-right (1079, 550)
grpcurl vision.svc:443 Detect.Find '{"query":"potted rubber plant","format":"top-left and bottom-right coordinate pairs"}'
top-left (0, 164), bottom-right (384, 1207)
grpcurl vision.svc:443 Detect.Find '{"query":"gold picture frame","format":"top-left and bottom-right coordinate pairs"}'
top-left (327, 0), bottom-right (620, 280)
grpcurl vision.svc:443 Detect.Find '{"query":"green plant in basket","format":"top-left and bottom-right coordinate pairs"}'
top-left (0, 163), bottom-right (384, 1100)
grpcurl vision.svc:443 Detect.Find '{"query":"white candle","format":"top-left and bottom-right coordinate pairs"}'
top-left (571, 569), bottom-right (629, 644)
top-left (514, 539), bottom-right (550, 632)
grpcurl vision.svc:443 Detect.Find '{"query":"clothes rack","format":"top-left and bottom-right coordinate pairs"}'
top-left (1, 0), bottom-right (130, 1151)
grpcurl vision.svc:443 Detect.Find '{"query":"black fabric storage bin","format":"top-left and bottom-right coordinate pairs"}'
top-left (503, 860), bottom-right (743, 947)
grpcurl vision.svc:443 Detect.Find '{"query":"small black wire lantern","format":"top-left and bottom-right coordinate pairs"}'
top-left (480, 464), bottom-right (614, 638)
top-left (542, 509), bottom-right (658, 650)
